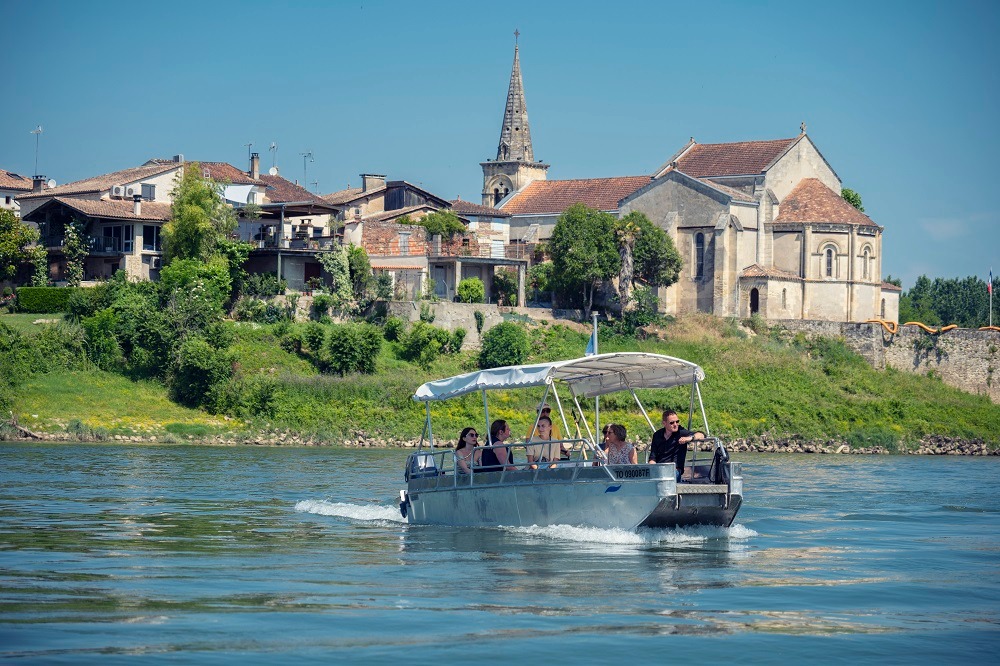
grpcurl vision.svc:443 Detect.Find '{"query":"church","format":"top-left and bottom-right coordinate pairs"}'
top-left (481, 40), bottom-right (900, 323)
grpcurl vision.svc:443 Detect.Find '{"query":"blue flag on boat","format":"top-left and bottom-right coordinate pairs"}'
top-left (585, 328), bottom-right (597, 356)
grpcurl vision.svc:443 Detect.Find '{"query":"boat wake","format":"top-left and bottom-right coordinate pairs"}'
top-left (294, 499), bottom-right (405, 523)
top-left (505, 523), bottom-right (757, 545)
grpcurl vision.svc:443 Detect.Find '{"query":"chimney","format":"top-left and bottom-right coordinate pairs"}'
top-left (360, 173), bottom-right (386, 192)
top-left (32, 175), bottom-right (46, 193)
top-left (250, 152), bottom-right (260, 179)
top-left (133, 194), bottom-right (142, 216)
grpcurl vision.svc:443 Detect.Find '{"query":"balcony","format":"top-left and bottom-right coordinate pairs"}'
top-left (252, 235), bottom-right (340, 251)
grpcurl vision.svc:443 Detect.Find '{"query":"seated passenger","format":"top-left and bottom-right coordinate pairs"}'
top-left (648, 410), bottom-right (704, 480)
top-left (455, 427), bottom-right (480, 474)
top-left (604, 423), bottom-right (637, 465)
top-left (477, 419), bottom-right (517, 472)
top-left (526, 416), bottom-right (560, 468)
top-left (526, 404), bottom-right (562, 441)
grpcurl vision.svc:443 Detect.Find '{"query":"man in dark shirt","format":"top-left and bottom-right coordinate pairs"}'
top-left (648, 410), bottom-right (704, 479)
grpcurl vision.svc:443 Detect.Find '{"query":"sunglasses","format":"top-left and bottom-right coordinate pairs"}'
top-left (468, 433), bottom-right (478, 438)
top-left (667, 420), bottom-right (680, 425)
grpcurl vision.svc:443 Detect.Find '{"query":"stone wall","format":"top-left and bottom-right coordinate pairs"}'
top-left (385, 301), bottom-right (504, 348)
top-left (777, 319), bottom-right (1000, 403)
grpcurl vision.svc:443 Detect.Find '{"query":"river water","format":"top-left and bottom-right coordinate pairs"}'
top-left (1, 442), bottom-right (997, 663)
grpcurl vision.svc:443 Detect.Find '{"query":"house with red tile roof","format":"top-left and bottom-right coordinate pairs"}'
top-left (620, 129), bottom-right (898, 322)
top-left (0, 169), bottom-right (36, 216)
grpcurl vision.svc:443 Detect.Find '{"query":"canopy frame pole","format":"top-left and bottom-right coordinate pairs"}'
top-left (550, 382), bottom-right (571, 442)
top-left (425, 402), bottom-right (434, 449)
top-left (695, 382), bottom-right (711, 439)
top-left (529, 383), bottom-right (553, 437)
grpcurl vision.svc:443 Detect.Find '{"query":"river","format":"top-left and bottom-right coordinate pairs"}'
top-left (1, 443), bottom-right (997, 663)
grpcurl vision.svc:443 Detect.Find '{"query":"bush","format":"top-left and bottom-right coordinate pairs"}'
top-left (457, 277), bottom-right (485, 304)
top-left (479, 321), bottom-right (530, 369)
top-left (384, 316), bottom-right (406, 342)
top-left (232, 297), bottom-right (267, 322)
top-left (159, 257), bottom-right (232, 313)
top-left (279, 329), bottom-right (303, 354)
top-left (450, 328), bottom-right (466, 353)
top-left (398, 321), bottom-right (450, 368)
top-left (244, 272), bottom-right (286, 299)
top-left (168, 337), bottom-right (233, 408)
top-left (492, 269), bottom-right (518, 306)
top-left (81, 309), bottom-right (124, 371)
top-left (303, 321), bottom-right (327, 353)
top-left (311, 293), bottom-right (334, 320)
top-left (474, 310), bottom-right (485, 333)
top-left (16, 286), bottom-right (77, 313)
top-left (326, 322), bottom-right (382, 375)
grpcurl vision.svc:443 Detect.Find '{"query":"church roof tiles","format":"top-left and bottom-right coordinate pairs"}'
top-left (660, 137), bottom-right (800, 178)
top-left (776, 178), bottom-right (878, 227)
top-left (449, 199), bottom-right (511, 217)
top-left (501, 176), bottom-right (650, 215)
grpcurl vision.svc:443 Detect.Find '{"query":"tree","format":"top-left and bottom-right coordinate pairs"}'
top-left (316, 244), bottom-right (353, 309)
top-left (347, 245), bottom-right (374, 303)
top-left (407, 210), bottom-right (465, 237)
top-left (162, 164), bottom-right (238, 263)
top-left (492, 268), bottom-right (518, 305)
top-left (0, 209), bottom-right (40, 282)
top-left (841, 188), bottom-right (864, 212)
top-left (478, 321), bottom-right (530, 369)
top-left (632, 213), bottom-right (681, 289)
top-left (63, 219), bottom-right (88, 287)
top-left (549, 203), bottom-right (620, 320)
top-left (613, 212), bottom-right (642, 311)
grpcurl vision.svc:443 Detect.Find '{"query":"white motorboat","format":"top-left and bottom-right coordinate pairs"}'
top-left (399, 352), bottom-right (743, 530)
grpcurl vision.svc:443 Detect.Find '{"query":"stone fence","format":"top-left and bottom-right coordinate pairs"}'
top-left (777, 320), bottom-right (1000, 403)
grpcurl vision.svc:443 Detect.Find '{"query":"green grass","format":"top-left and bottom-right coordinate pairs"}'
top-left (8, 314), bottom-right (1000, 448)
top-left (0, 312), bottom-right (67, 334)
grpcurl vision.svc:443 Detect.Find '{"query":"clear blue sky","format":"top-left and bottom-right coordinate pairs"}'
top-left (3, 0), bottom-right (997, 289)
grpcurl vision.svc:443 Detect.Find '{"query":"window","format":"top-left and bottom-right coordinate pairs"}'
top-left (141, 183), bottom-right (156, 200)
top-left (825, 247), bottom-right (835, 277)
top-left (494, 188), bottom-right (502, 205)
top-left (399, 232), bottom-right (410, 254)
top-left (695, 233), bottom-right (705, 279)
top-left (101, 224), bottom-right (133, 253)
top-left (4, 196), bottom-right (10, 205)
top-left (312, 226), bottom-right (323, 238)
top-left (782, 288), bottom-right (787, 309)
top-left (862, 248), bottom-right (871, 279)
top-left (143, 225), bottom-right (161, 251)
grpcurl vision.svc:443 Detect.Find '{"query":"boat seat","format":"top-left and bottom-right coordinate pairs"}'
top-left (405, 453), bottom-right (439, 481)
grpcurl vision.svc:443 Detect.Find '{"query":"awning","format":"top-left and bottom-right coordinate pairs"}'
top-left (224, 184), bottom-right (255, 205)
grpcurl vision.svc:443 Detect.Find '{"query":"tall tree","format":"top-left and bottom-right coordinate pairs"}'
top-left (614, 212), bottom-right (641, 311)
top-left (0, 209), bottom-right (40, 282)
top-left (549, 203), bottom-right (620, 320)
top-left (630, 213), bottom-right (682, 291)
top-left (841, 188), bottom-right (865, 212)
top-left (162, 164), bottom-right (238, 263)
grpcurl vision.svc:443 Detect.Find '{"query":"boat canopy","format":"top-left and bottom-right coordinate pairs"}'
top-left (412, 352), bottom-right (705, 402)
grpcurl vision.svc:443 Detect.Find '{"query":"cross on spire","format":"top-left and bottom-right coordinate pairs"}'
top-left (514, 29), bottom-right (519, 45)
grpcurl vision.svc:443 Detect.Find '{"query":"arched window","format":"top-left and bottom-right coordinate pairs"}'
top-left (782, 288), bottom-right (787, 309)
top-left (493, 188), bottom-right (502, 205)
top-left (863, 247), bottom-right (871, 279)
top-left (825, 247), bottom-right (835, 278)
top-left (695, 233), bottom-right (705, 279)
top-left (750, 288), bottom-right (759, 314)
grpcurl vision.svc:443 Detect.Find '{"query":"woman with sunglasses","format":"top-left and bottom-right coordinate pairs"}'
top-left (455, 427), bottom-right (480, 474)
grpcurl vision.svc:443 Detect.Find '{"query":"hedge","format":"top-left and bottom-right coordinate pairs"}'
top-left (16, 287), bottom-right (81, 313)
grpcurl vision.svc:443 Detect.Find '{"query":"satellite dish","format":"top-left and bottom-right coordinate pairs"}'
top-left (268, 167), bottom-right (278, 176)
top-left (46, 179), bottom-right (56, 188)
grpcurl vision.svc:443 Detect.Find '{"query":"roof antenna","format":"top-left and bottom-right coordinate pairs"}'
top-left (310, 180), bottom-right (319, 193)
top-left (268, 142), bottom-right (278, 176)
top-left (245, 141), bottom-right (253, 161)
top-left (300, 151), bottom-right (314, 188)
top-left (30, 125), bottom-right (43, 176)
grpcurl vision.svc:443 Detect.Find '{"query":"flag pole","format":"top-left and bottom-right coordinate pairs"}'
top-left (592, 312), bottom-right (599, 445)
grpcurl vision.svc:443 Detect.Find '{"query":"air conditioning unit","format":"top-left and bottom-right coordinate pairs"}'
top-left (111, 185), bottom-right (126, 198)
top-left (126, 185), bottom-right (140, 197)
top-left (150, 257), bottom-right (162, 269)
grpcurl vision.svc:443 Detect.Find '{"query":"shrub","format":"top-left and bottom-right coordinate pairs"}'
top-left (168, 337), bottom-right (233, 408)
top-left (311, 293), bottom-right (334, 320)
top-left (492, 269), bottom-right (518, 306)
top-left (479, 321), bottom-right (530, 369)
top-left (244, 272), bottom-right (286, 298)
top-left (474, 310), bottom-right (485, 333)
top-left (81, 309), bottom-right (124, 371)
top-left (398, 321), bottom-right (450, 368)
top-left (384, 316), bottom-right (406, 342)
top-left (419, 302), bottom-right (436, 322)
top-left (326, 322), bottom-right (382, 375)
top-left (232, 297), bottom-right (267, 322)
top-left (457, 277), bottom-right (485, 303)
top-left (279, 329), bottom-right (303, 354)
top-left (159, 257), bottom-right (232, 313)
top-left (303, 321), bottom-right (327, 353)
top-left (16, 286), bottom-right (77, 313)
top-left (450, 328), bottom-right (466, 353)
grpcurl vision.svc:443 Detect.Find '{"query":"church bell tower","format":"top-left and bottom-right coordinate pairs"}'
top-left (481, 32), bottom-right (549, 207)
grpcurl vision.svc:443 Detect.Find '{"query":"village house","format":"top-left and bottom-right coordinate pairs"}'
top-left (0, 168), bottom-right (35, 216)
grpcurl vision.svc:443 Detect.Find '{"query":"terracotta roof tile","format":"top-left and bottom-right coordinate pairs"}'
top-left (448, 199), bottom-right (512, 217)
top-left (740, 263), bottom-right (802, 280)
top-left (881, 281), bottom-right (903, 292)
top-left (260, 174), bottom-right (329, 205)
top-left (692, 176), bottom-right (756, 203)
top-left (18, 163), bottom-right (180, 199)
top-left (0, 169), bottom-right (33, 191)
top-left (775, 178), bottom-right (878, 227)
top-left (363, 204), bottom-right (440, 224)
top-left (673, 137), bottom-right (798, 177)
top-left (501, 176), bottom-right (650, 215)
top-left (52, 197), bottom-right (172, 221)
top-left (198, 162), bottom-right (265, 186)
top-left (323, 185), bottom-right (386, 205)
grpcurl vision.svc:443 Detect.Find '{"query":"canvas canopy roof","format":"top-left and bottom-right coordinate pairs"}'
top-left (413, 352), bottom-right (705, 402)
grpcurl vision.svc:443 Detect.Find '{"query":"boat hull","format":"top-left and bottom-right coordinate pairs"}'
top-left (402, 464), bottom-right (742, 530)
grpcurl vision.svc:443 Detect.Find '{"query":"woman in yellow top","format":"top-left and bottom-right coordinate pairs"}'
top-left (526, 416), bottom-right (561, 468)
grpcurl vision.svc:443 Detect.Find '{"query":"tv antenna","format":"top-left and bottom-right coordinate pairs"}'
top-left (30, 125), bottom-right (43, 176)
top-left (300, 151), bottom-right (314, 187)
top-left (310, 180), bottom-right (319, 192)
top-left (245, 141), bottom-right (253, 160)
top-left (269, 142), bottom-right (278, 168)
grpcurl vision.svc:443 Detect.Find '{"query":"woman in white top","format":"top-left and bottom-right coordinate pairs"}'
top-left (526, 416), bottom-right (560, 468)
top-left (455, 427), bottom-right (480, 474)
top-left (604, 423), bottom-right (637, 465)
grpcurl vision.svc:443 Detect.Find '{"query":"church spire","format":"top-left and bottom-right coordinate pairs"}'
top-left (496, 34), bottom-right (534, 163)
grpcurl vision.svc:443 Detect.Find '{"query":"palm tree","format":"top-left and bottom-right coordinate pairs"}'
top-left (614, 212), bottom-right (643, 313)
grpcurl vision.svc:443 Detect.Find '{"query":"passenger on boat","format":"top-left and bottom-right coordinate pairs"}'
top-left (455, 427), bottom-right (480, 474)
top-left (604, 424), bottom-right (637, 465)
top-left (649, 410), bottom-right (703, 480)
top-left (526, 416), bottom-right (560, 468)
top-left (526, 404), bottom-right (562, 442)
top-left (478, 419), bottom-right (517, 472)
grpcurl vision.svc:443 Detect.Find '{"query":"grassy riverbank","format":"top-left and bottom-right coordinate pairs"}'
top-left (5, 312), bottom-right (999, 450)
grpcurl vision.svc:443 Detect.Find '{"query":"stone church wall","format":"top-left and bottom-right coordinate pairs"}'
top-left (777, 320), bottom-right (1000, 404)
